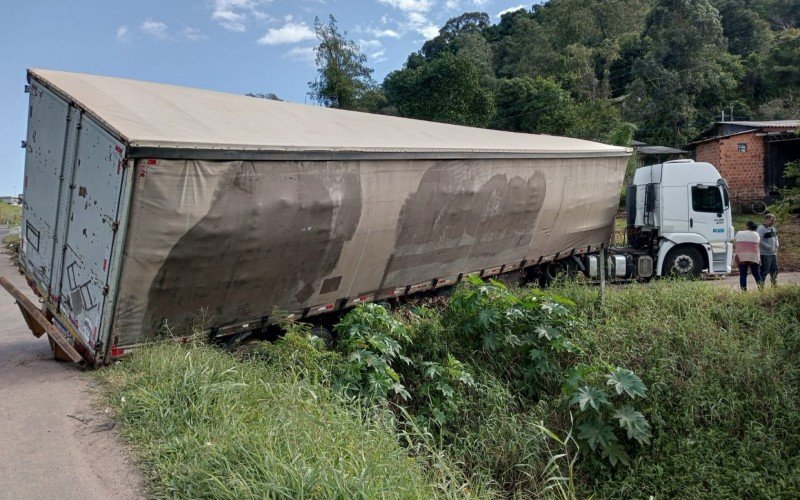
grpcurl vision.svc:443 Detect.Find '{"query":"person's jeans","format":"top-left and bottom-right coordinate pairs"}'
top-left (739, 262), bottom-right (762, 290)
top-left (760, 254), bottom-right (778, 285)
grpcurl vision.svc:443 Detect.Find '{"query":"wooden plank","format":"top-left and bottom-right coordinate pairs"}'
top-left (0, 276), bottom-right (84, 364)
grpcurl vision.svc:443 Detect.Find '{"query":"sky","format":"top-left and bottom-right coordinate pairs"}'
top-left (0, 0), bottom-right (537, 196)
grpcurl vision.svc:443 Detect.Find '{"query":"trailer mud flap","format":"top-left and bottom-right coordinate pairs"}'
top-left (0, 276), bottom-right (84, 365)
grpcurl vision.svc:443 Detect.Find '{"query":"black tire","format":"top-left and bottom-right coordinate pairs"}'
top-left (751, 201), bottom-right (767, 215)
top-left (538, 259), bottom-right (578, 287)
top-left (663, 246), bottom-right (703, 278)
top-left (310, 324), bottom-right (333, 347)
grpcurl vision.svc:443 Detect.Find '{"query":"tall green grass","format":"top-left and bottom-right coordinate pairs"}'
top-left (556, 280), bottom-right (800, 498)
top-left (99, 280), bottom-right (800, 498)
top-left (0, 201), bottom-right (21, 226)
top-left (97, 342), bottom-right (473, 499)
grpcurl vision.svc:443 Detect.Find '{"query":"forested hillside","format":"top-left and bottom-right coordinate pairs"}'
top-left (311, 0), bottom-right (800, 147)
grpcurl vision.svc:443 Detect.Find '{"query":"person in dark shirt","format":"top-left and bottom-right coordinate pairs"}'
top-left (756, 214), bottom-right (779, 286)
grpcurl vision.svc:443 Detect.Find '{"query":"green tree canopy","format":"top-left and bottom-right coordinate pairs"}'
top-left (308, 15), bottom-right (375, 110)
top-left (490, 76), bottom-right (576, 135)
top-left (623, 0), bottom-right (743, 146)
top-left (383, 53), bottom-right (494, 127)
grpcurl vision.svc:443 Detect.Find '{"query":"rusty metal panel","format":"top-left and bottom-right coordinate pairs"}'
top-left (20, 83), bottom-right (70, 294)
top-left (110, 156), bottom-right (626, 346)
top-left (56, 117), bottom-right (126, 352)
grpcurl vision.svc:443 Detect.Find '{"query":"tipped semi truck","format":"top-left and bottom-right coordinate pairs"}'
top-left (3, 70), bottom-right (731, 367)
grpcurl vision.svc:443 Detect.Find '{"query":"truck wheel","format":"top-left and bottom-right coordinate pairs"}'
top-left (310, 324), bottom-right (333, 347)
top-left (538, 259), bottom-right (577, 287)
top-left (663, 246), bottom-right (702, 278)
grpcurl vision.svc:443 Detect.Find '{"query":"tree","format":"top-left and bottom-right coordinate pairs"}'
top-left (246, 92), bottom-right (282, 101)
top-left (420, 12), bottom-right (491, 60)
top-left (308, 15), bottom-right (375, 110)
top-left (384, 53), bottom-right (494, 127)
top-left (763, 29), bottom-right (800, 96)
top-left (490, 77), bottom-right (576, 135)
top-left (623, 0), bottom-right (743, 146)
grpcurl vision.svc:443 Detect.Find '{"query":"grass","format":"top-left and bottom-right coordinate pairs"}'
top-left (0, 201), bottom-right (21, 226)
top-left (96, 342), bottom-right (473, 499)
top-left (97, 280), bottom-right (800, 498)
top-left (559, 280), bottom-right (800, 498)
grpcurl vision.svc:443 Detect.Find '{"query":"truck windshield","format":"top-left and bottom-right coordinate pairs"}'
top-left (691, 185), bottom-right (723, 213)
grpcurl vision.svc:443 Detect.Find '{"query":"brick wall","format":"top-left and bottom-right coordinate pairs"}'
top-left (695, 131), bottom-right (765, 204)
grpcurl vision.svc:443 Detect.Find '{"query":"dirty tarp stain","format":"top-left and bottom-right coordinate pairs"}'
top-left (144, 161), bottom-right (362, 335)
top-left (380, 163), bottom-right (547, 289)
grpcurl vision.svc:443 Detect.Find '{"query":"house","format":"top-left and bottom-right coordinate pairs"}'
top-left (0, 195), bottom-right (22, 206)
top-left (690, 120), bottom-right (799, 204)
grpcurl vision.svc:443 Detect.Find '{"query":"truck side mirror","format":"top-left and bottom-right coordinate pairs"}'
top-left (645, 183), bottom-right (656, 213)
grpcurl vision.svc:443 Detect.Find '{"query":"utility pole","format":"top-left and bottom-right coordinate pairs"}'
top-left (599, 245), bottom-right (606, 303)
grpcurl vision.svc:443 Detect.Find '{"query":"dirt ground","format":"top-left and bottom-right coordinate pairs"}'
top-left (0, 244), bottom-right (144, 500)
top-left (712, 270), bottom-right (800, 290)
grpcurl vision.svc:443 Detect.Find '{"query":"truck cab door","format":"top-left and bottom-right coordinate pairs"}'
top-left (687, 184), bottom-right (726, 243)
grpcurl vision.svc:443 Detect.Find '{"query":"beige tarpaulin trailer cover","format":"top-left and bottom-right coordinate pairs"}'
top-left (20, 69), bottom-right (629, 365)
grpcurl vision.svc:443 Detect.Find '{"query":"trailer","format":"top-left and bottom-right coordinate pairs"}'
top-left (6, 69), bottom-right (630, 366)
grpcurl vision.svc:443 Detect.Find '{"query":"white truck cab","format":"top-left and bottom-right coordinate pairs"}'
top-left (626, 159), bottom-right (733, 277)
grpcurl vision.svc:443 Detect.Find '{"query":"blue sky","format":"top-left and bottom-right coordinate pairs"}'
top-left (0, 0), bottom-right (536, 196)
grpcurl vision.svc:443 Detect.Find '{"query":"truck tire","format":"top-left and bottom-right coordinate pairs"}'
top-left (663, 246), bottom-right (702, 278)
top-left (538, 259), bottom-right (578, 287)
top-left (310, 324), bottom-right (334, 347)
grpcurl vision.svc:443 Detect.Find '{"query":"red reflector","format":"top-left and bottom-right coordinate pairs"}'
top-left (115, 145), bottom-right (123, 153)
top-left (147, 159), bottom-right (157, 165)
top-left (110, 347), bottom-right (125, 357)
top-left (325, 304), bottom-right (333, 310)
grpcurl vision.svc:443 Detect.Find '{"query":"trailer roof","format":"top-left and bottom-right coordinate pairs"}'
top-left (29, 69), bottom-right (629, 160)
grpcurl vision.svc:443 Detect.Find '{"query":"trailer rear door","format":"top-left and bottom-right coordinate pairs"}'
top-left (55, 118), bottom-right (127, 353)
top-left (21, 84), bottom-right (71, 292)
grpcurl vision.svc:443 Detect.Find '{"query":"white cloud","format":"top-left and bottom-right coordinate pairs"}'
top-left (182, 26), bottom-right (206, 41)
top-left (367, 27), bottom-right (401, 38)
top-left (282, 46), bottom-right (316, 65)
top-left (472, 0), bottom-right (490, 5)
top-left (406, 12), bottom-right (439, 39)
top-left (140, 20), bottom-right (169, 40)
top-left (371, 49), bottom-right (388, 63)
top-left (359, 39), bottom-right (383, 51)
top-left (258, 21), bottom-right (316, 45)
top-left (378, 0), bottom-right (433, 13)
top-left (212, 0), bottom-right (272, 32)
top-left (445, 0), bottom-right (459, 9)
top-left (116, 25), bottom-right (130, 42)
top-left (496, 4), bottom-right (526, 17)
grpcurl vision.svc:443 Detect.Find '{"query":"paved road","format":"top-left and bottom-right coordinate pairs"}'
top-left (0, 251), bottom-right (143, 499)
top-left (711, 270), bottom-right (800, 291)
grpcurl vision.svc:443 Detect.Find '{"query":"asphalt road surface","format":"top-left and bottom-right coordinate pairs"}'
top-left (0, 250), bottom-right (143, 500)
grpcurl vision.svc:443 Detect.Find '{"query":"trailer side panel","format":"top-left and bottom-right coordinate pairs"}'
top-left (111, 156), bottom-right (625, 346)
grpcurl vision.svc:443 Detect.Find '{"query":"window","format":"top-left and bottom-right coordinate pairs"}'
top-left (737, 143), bottom-right (747, 152)
top-left (692, 185), bottom-right (723, 213)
